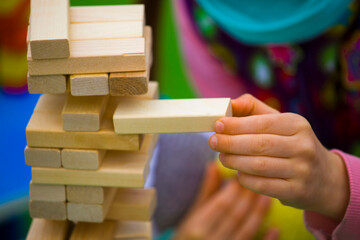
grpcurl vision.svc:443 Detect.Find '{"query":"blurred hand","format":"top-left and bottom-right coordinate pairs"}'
top-left (174, 162), bottom-right (278, 240)
top-left (209, 94), bottom-right (350, 221)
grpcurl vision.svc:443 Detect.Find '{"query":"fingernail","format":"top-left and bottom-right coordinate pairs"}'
top-left (215, 121), bottom-right (224, 133)
top-left (209, 135), bottom-right (217, 149)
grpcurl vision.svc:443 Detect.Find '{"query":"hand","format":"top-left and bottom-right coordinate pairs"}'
top-left (209, 94), bottom-right (350, 221)
top-left (174, 162), bottom-right (279, 240)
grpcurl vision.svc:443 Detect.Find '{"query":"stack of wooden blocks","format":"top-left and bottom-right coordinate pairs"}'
top-left (25, 1), bottom-right (156, 239)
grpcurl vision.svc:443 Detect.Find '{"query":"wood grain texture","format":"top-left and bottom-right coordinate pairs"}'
top-left (113, 98), bottom-right (232, 134)
top-left (25, 146), bottom-right (61, 168)
top-left (113, 221), bottom-right (152, 240)
top-left (109, 26), bottom-right (151, 96)
top-left (26, 94), bottom-right (140, 151)
top-left (70, 74), bottom-right (109, 96)
top-left (62, 95), bottom-right (109, 131)
top-left (30, 182), bottom-right (66, 202)
top-left (26, 219), bottom-right (70, 240)
top-left (29, 201), bottom-right (66, 220)
top-left (62, 149), bottom-right (106, 170)
top-left (66, 186), bottom-right (112, 204)
top-left (27, 74), bottom-right (67, 94)
top-left (70, 221), bottom-right (115, 240)
top-left (107, 188), bottom-right (156, 222)
top-left (70, 5), bottom-right (144, 23)
top-left (67, 188), bottom-right (117, 223)
top-left (30, 0), bottom-right (70, 60)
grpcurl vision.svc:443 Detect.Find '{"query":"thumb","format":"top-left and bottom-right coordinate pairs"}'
top-left (231, 94), bottom-right (279, 117)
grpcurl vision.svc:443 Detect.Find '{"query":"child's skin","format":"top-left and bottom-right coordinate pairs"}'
top-left (209, 94), bottom-right (350, 222)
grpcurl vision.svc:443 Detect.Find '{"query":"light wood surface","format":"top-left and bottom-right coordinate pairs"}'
top-left (30, 0), bottom-right (70, 60)
top-left (62, 95), bottom-right (109, 132)
top-left (70, 221), bottom-right (116, 240)
top-left (62, 149), bottom-right (106, 170)
top-left (66, 186), bottom-right (112, 204)
top-left (27, 74), bottom-right (67, 94)
top-left (29, 201), bottom-right (66, 220)
top-left (113, 98), bottom-right (232, 134)
top-left (26, 94), bottom-right (140, 151)
top-left (26, 219), bottom-right (70, 240)
top-left (25, 146), bottom-right (61, 168)
top-left (30, 182), bottom-right (66, 202)
top-left (113, 221), bottom-right (152, 240)
top-left (70, 74), bottom-right (109, 96)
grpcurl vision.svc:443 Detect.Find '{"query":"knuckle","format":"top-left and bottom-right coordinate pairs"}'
top-left (300, 139), bottom-right (316, 158)
top-left (295, 162), bottom-right (311, 179)
top-left (251, 135), bottom-right (271, 155)
top-left (253, 180), bottom-right (267, 193)
top-left (251, 158), bottom-right (267, 173)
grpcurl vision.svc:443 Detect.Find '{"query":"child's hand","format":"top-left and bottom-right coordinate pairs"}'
top-left (209, 94), bottom-right (350, 221)
top-left (174, 162), bottom-right (279, 240)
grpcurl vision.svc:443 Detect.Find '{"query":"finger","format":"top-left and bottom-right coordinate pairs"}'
top-left (220, 154), bottom-right (294, 178)
top-left (232, 94), bottom-right (279, 117)
top-left (233, 195), bottom-right (272, 240)
top-left (238, 172), bottom-right (290, 199)
top-left (263, 228), bottom-right (280, 240)
top-left (209, 134), bottom-right (295, 157)
top-left (214, 113), bottom-right (301, 136)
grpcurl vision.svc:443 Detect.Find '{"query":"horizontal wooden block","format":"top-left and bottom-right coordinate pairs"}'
top-left (62, 95), bottom-right (109, 132)
top-left (29, 201), bottom-right (66, 220)
top-left (113, 221), bottom-right (152, 240)
top-left (113, 98), bottom-right (232, 134)
top-left (109, 26), bottom-right (152, 96)
top-left (30, 182), bottom-right (66, 202)
top-left (26, 94), bottom-right (140, 151)
top-left (107, 188), bottom-right (156, 222)
top-left (26, 219), bottom-right (70, 240)
top-left (30, 0), bottom-right (70, 60)
top-left (70, 21), bottom-right (144, 41)
top-left (66, 186), bottom-right (112, 204)
top-left (70, 5), bottom-right (144, 23)
top-left (27, 37), bottom-right (146, 75)
top-left (67, 188), bottom-right (117, 223)
top-left (32, 147), bottom-right (155, 187)
top-left (25, 146), bottom-right (61, 168)
top-left (62, 149), bottom-right (106, 170)
top-left (70, 221), bottom-right (115, 240)
top-left (27, 74), bottom-right (67, 94)
top-left (70, 74), bottom-right (109, 96)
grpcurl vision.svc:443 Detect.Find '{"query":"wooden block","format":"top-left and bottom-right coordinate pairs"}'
top-left (107, 188), bottom-right (156, 222)
top-left (139, 134), bottom-right (159, 155)
top-left (25, 146), bottom-right (61, 168)
top-left (62, 95), bottom-right (109, 131)
top-left (26, 94), bottom-right (140, 151)
top-left (66, 186), bottom-right (112, 204)
top-left (30, 182), bottom-right (66, 202)
top-left (109, 26), bottom-right (152, 96)
top-left (26, 219), bottom-right (70, 240)
top-left (30, 0), bottom-right (70, 59)
top-left (70, 5), bottom-right (144, 23)
top-left (113, 221), bottom-right (152, 240)
top-left (113, 98), bottom-right (232, 134)
top-left (67, 188), bottom-right (117, 222)
top-left (27, 74), bottom-right (67, 94)
top-left (32, 145), bottom-right (156, 187)
top-left (29, 201), bottom-right (66, 220)
top-left (62, 149), bottom-right (106, 170)
top-left (27, 37), bottom-right (146, 75)
top-left (70, 21), bottom-right (144, 41)
top-left (70, 74), bottom-right (109, 96)
top-left (70, 221), bottom-right (115, 240)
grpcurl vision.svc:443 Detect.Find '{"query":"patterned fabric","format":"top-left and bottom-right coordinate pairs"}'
top-left (184, 0), bottom-right (360, 156)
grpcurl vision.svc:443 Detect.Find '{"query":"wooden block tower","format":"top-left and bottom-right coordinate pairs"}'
top-left (26, 2), bottom-right (156, 239)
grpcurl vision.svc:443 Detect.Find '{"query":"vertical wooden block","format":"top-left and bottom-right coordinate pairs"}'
top-left (62, 149), bottom-right (106, 170)
top-left (26, 219), bottom-right (70, 240)
top-left (30, 0), bottom-right (70, 59)
top-left (30, 182), bottom-right (66, 202)
top-left (70, 73), bottom-right (109, 96)
top-left (27, 74), bottom-right (67, 94)
top-left (25, 146), bottom-right (61, 168)
top-left (70, 221), bottom-right (115, 240)
top-left (62, 95), bottom-right (109, 131)
top-left (67, 188), bottom-right (117, 223)
top-left (66, 186), bottom-right (112, 204)
top-left (113, 221), bottom-right (152, 240)
top-left (29, 201), bottom-right (67, 220)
